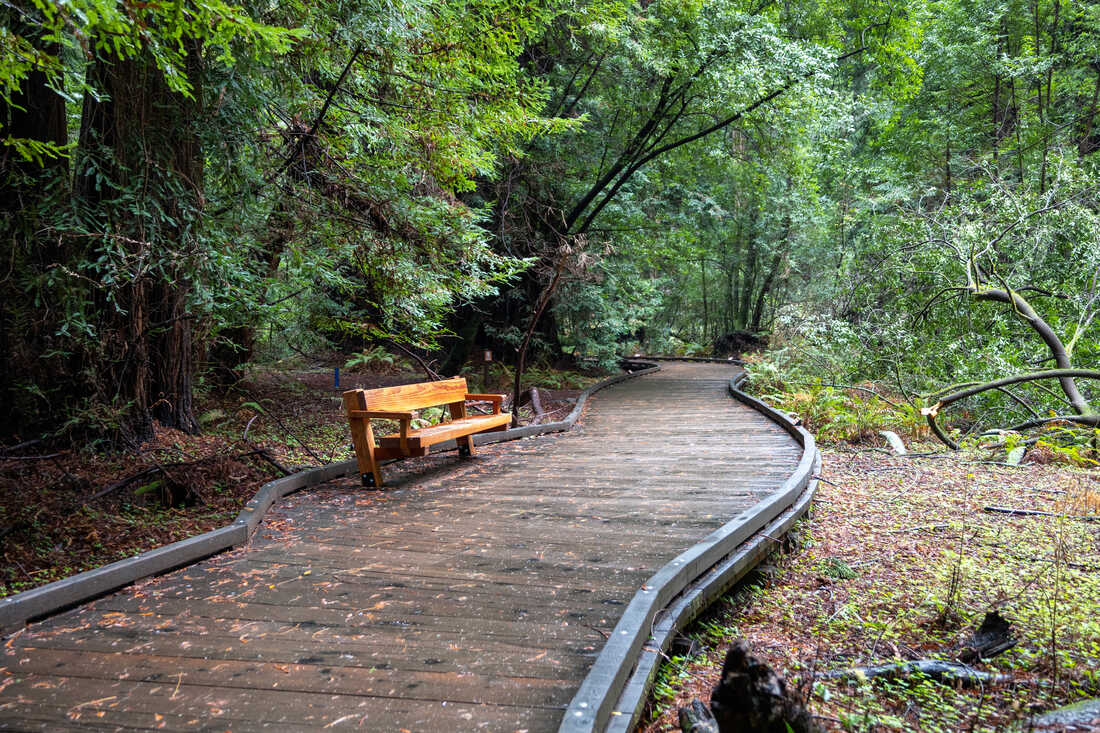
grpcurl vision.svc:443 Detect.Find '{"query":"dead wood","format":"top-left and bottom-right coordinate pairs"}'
top-left (249, 408), bottom-right (325, 465)
top-left (983, 505), bottom-right (1100, 522)
top-left (678, 699), bottom-right (720, 733)
top-left (247, 447), bottom-right (293, 476)
top-left (89, 466), bottom-right (163, 501)
top-left (969, 285), bottom-right (1091, 416)
top-left (887, 523), bottom-right (948, 534)
top-left (957, 611), bottom-right (1016, 663)
top-left (822, 660), bottom-right (1011, 687)
top-left (0, 452), bottom-right (66, 461)
top-left (88, 448), bottom-right (282, 503)
top-left (707, 642), bottom-right (822, 733)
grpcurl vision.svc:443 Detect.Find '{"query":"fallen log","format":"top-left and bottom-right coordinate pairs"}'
top-left (983, 506), bottom-right (1100, 522)
top-left (822, 660), bottom-right (1010, 687)
top-left (920, 368), bottom-right (1100, 449)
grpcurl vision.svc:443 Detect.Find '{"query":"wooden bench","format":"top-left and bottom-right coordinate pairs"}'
top-left (342, 377), bottom-right (511, 487)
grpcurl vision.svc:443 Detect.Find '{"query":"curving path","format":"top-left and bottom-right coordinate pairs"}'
top-left (0, 362), bottom-right (802, 731)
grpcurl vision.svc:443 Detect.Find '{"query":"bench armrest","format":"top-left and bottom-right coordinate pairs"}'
top-left (347, 410), bottom-right (413, 453)
top-left (465, 394), bottom-right (504, 414)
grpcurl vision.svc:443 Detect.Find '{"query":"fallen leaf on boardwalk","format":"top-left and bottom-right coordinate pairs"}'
top-left (69, 696), bottom-right (116, 710)
top-left (323, 714), bottom-right (355, 728)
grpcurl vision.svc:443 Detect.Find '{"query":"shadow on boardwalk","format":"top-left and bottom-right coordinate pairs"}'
top-left (0, 362), bottom-right (801, 731)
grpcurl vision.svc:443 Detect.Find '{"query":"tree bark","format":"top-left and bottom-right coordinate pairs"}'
top-left (0, 16), bottom-right (68, 435)
top-left (75, 44), bottom-right (205, 440)
top-left (511, 264), bottom-right (563, 426)
top-left (923, 369), bottom-right (1100, 449)
top-left (750, 213), bottom-right (790, 333)
top-left (970, 286), bottom-right (1091, 415)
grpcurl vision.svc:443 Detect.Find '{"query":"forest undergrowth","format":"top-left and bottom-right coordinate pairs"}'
top-left (0, 351), bottom-right (599, 598)
top-left (641, 382), bottom-right (1100, 732)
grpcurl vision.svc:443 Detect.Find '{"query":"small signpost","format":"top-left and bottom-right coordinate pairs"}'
top-left (482, 350), bottom-right (492, 390)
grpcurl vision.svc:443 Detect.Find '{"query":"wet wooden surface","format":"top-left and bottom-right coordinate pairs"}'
top-left (0, 363), bottom-right (801, 731)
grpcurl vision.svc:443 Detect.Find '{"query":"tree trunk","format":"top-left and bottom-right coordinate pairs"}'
top-left (750, 214), bottom-right (790, 333)
top-left (700, 257), bottom-right (709, 343)
top-left (0, 17), bottom-right (68, 435)
top-left (971, 286), bottom-right (1091, 416)
top-left (1079, 66), bottom-right (1100, 157)
top-left (75, 45), bottom-right (205, 440)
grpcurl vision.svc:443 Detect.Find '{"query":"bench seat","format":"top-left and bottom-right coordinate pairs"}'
top-left (376, 412), bottom-right (511, 454)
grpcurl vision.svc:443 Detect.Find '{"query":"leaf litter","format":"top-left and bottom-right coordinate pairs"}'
top-left (640, 446), bottom-right (1100, 732)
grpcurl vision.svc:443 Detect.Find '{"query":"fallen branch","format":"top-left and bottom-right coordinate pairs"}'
top-left (247, 448), bottom-right (293, 477)
top-left (1004, 414), bottom-right (1100, 432)
top-left (822, 660), bottom-right (1010, 687)
top-left (385, 339), bottom-right (441, 381)
top-left (246, 408), bottom-right (326, 465)
top-left (0, 453), bottom-right (66, 462)
top-left (922, 368), bottom-right (1100, 449)
top-left (887, 523), bottom-right (948, 534)
top-left (89, 448), bottom-right (281, 502)
top-left (983, 506), bottom-right (1100, 522)
top-left (89, 466), bottom-right (162, 501)
top-left (0, 438), bottom-right (43, 454)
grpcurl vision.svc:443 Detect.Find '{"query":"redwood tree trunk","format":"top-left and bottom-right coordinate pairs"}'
top-left (0, 17), bottom-right (68, 435)
top-left (76, 45), bottom-right (205, 440)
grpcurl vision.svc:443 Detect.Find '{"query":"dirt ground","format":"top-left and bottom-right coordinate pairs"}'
top-left (640, 446), bottom-right (1100, 732)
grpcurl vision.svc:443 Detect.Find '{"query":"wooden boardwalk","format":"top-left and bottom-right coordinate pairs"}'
top-left (0, 362), bottom-right (801, 731)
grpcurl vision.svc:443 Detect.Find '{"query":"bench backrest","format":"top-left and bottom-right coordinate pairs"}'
top-left (348, 377), bottom-right (468, 412)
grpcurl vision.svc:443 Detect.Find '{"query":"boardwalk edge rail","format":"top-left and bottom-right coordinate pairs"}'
top-left (560, 356), bottom-right (820, 733)
top-left (0, 363), bottom-right (660, 636)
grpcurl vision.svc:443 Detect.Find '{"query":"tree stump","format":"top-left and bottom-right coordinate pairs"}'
top-left (679, 641), bottom-right (822, 733)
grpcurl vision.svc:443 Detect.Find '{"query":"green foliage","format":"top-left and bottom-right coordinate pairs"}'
top-left (344, 346), bottom-right (406, 373)
top-left (3, 0), bottom-right (1098, 447)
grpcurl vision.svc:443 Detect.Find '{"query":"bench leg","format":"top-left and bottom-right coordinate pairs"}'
top-left (449, 401), bottom-right (476, 458)
top-left (344, 391), bottom-right (384, 488)
top-left (359, 428), bottom-right (384, 487)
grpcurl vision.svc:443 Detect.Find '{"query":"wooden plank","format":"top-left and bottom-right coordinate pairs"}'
top-left (88, 596), bottom-right (615, 640)
top-left (6, 647), bottom-right (579, 706)
top-left (378, 412), bottom-right (511, 450)
top-left (0, 674), bottom-right (558, 729)
top-left (11, 634), bottom-right (595, 679)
